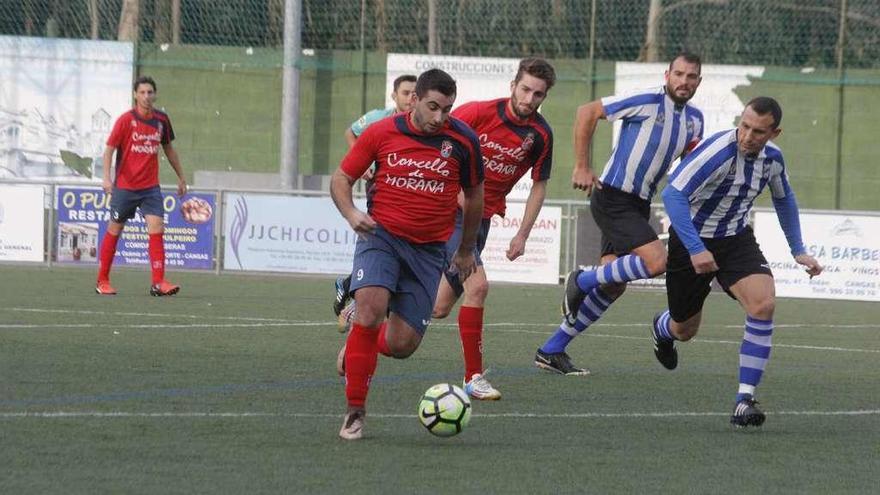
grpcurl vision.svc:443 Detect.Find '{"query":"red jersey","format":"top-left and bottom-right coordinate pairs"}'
top-left (106, 108), bottom-right (175, 190)
top-left (452, 98), bottom-right (553, 218)
top-left (340, 113), bottom-right (483, 244)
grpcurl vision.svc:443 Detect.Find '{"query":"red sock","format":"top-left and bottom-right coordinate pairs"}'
top-left (458, 306), bottom-right (484, 382)
top-left (148, 233), bottom-right (165, 285)
top-left (375, 322), bottom-right (391, 357)
top-left (97, 231), bottom-right (120, 282)
top-left (345, 323), bottom-right (380, 409)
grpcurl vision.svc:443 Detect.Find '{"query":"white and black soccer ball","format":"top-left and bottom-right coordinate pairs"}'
top-left (417, 383), bottom-right (471, 437)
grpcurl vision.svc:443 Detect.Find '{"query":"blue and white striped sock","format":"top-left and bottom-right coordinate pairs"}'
top-left (653, 309), bottom-right (676, 342)
top-left (576, 255), bottom-right (651, 292)
top-left (540, 288), bottom-right (613, 354)
top-left (736, 316), bottom-right (773, 403)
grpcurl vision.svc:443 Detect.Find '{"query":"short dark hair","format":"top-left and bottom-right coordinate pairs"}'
top-left (746, 96), bottom-right (783, 128)
top-left (514, 57), bottom-right (556, 89)
top-left (669, 52), bottom-right (701, 74)
top-left (393, 74), bottom-right (417, 92)
top-left (415, 69), bottom-right (456, 98)
top-left (133, 75), bottom-right (157, 92)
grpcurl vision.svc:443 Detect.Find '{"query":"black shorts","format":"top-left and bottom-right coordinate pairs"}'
top-left (590, 185), bottom-right (658, 257)
top-left (666, 226), bottom-right (773, 322)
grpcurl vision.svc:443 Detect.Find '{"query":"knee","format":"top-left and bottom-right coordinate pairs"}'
top-left (354, 305), bottom-right (386, 328)
top-left (749, 298), bottom-right (776, 320)
top-left (432, 305), bottom-right (452, 319)
top-left (387, 338), bottom-right (418, 358)
top-left (600, 282), bottom-right (627, 301)
top-left (467, 278), bottom-right (489, 303)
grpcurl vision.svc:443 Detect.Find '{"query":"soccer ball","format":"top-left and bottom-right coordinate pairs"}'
top-left (417, 383), bottom-right (471, 437)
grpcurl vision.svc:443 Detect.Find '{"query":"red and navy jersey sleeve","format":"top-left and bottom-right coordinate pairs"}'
top-left (156, 111), bottom-right (175, 144)
top-left (528, 113), bottom-right (553, 182)
top-left (106, 114), bottom-right (129, 148)
top-left (451, 101), bottom-right (485, 130)
top-left (447, 116), bottom-right (484, 189)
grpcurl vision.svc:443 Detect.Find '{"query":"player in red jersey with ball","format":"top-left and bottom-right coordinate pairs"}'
top-left (330, 69), bottom-right (484, 440)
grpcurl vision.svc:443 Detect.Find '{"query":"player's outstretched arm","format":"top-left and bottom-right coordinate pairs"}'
top-left (507, 179), bottom-right (547, 261)
top-left (330, 168), bottom-right (375, 237)
top-left (162, 143), bottom-right (187, 196)
top-left (101, 146), bottom-right (115, 194)
top-left (572, 100), bottom-right (604, 194)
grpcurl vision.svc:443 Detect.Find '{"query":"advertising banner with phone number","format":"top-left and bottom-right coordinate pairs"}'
top-left (56, 187), bottom-right (215, 269)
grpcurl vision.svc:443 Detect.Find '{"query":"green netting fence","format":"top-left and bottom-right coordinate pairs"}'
top-left (2, 0), bottom-right (879, 209)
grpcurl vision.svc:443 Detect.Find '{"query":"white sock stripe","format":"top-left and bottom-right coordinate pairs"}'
top-left (582, 298), bottom-right (605, 320)
top-left (745, 318), bottom-right (774, 331)
top-left (560, 323), bottom-right (578, 336)
top-left (610, 261), bottom-right (622, 282)
top-left (630, 255), bottom-right (649, 279)
top-left (592, 289), bottom-right (612, 308)
top-left (739, 355), bottom-right (768, 370)
top-left (587, 289), bottom-right (610, 310)
top-left (660, 312), bottom-right (671, 330)
top-left (743, 332), bottom-right (772, 347)
top-left (621, 257), bottom-right (636, 280)
top-left (738, 384), bottom-right (756, 396)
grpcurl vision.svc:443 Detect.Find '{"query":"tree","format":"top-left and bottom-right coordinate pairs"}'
top-left (117, 0), bottom-right (139, 42)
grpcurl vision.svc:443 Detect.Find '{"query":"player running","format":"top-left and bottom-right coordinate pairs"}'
top-left (535, 52), bottom-right (704, 375)
top-left (331, 69), bottom-right (484, 440)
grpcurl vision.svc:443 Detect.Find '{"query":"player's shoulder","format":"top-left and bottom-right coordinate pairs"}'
top-left (360, 112), bottom-right (402, 137)
top-left (447, 115), bottom-right (479, 137)
top-left (152, 108), bottom-right (172, 122)
top-left (528, 110), bottom-right (553, 137)
top-left (762, 141), bottom-right (784, 163)
top-left (684, 101), bottom-right (704, 121)
top-left (363, 107), bottom-right (395, 120)
top-left (602, 86), bottom-right (664, 108)
top-left (691, 128), bottom-right (738, 160)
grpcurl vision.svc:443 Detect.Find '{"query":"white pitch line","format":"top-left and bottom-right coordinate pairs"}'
top-left (1, 322), bottom-right (876, 354)
top-left (5, 307), bottom-right (879, 329)
top-left (3, 307), bottom-right (296, 323)
top-left (1, 410), bottom-right (878, 419)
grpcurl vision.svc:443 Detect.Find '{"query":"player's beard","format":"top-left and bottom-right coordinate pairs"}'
top-left (666, 83), bottom-right (694, 105)
top-left (510, 94), bottom-right (535, 120)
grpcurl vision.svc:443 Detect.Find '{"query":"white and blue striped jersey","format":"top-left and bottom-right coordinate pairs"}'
top-left (667, 128), bottom-right (792, 239)
top-left (599, 87), bottom-right (704, 200)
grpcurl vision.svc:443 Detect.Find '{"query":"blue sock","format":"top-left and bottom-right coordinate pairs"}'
top-left (736, 316), bottom-right (773, 403)
top-left (653, 309), bottom-right (676, 342)
top-left (541, 288), bottom-right (613, 354)
top-left (576, 255), bottom-right (650, 292)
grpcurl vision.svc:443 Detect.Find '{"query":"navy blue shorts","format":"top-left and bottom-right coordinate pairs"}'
top-left (109, 186), bottom-right (164, 223)
top-left (349, 224), bottom-right (446, 334)
top-left (443, 209), bottom-right (491, 297)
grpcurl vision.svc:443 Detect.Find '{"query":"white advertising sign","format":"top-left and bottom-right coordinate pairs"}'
top-left (386, 53), bottom-right (534, 201)
top-left (0, 185), bottom-right (44, 261)
top-left (754, 211), bottom-right (880, 302)
top-left (0, 36), bottom-right (133, 180)
top-left (482, 203), bottom-right (561, 285)
top-left (613, 62), bottom-right (765, 142)
top-left (223, 194), bottom-right (365, 274)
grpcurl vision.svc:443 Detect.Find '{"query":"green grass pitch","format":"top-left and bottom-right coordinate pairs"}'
top-left (1, 265), bottom-right (878, 493)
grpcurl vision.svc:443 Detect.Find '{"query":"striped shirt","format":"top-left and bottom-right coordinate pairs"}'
top-left (667, 128), bottom-right (793, 240)
top-left (599, 87), bottom-right (704, 200)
